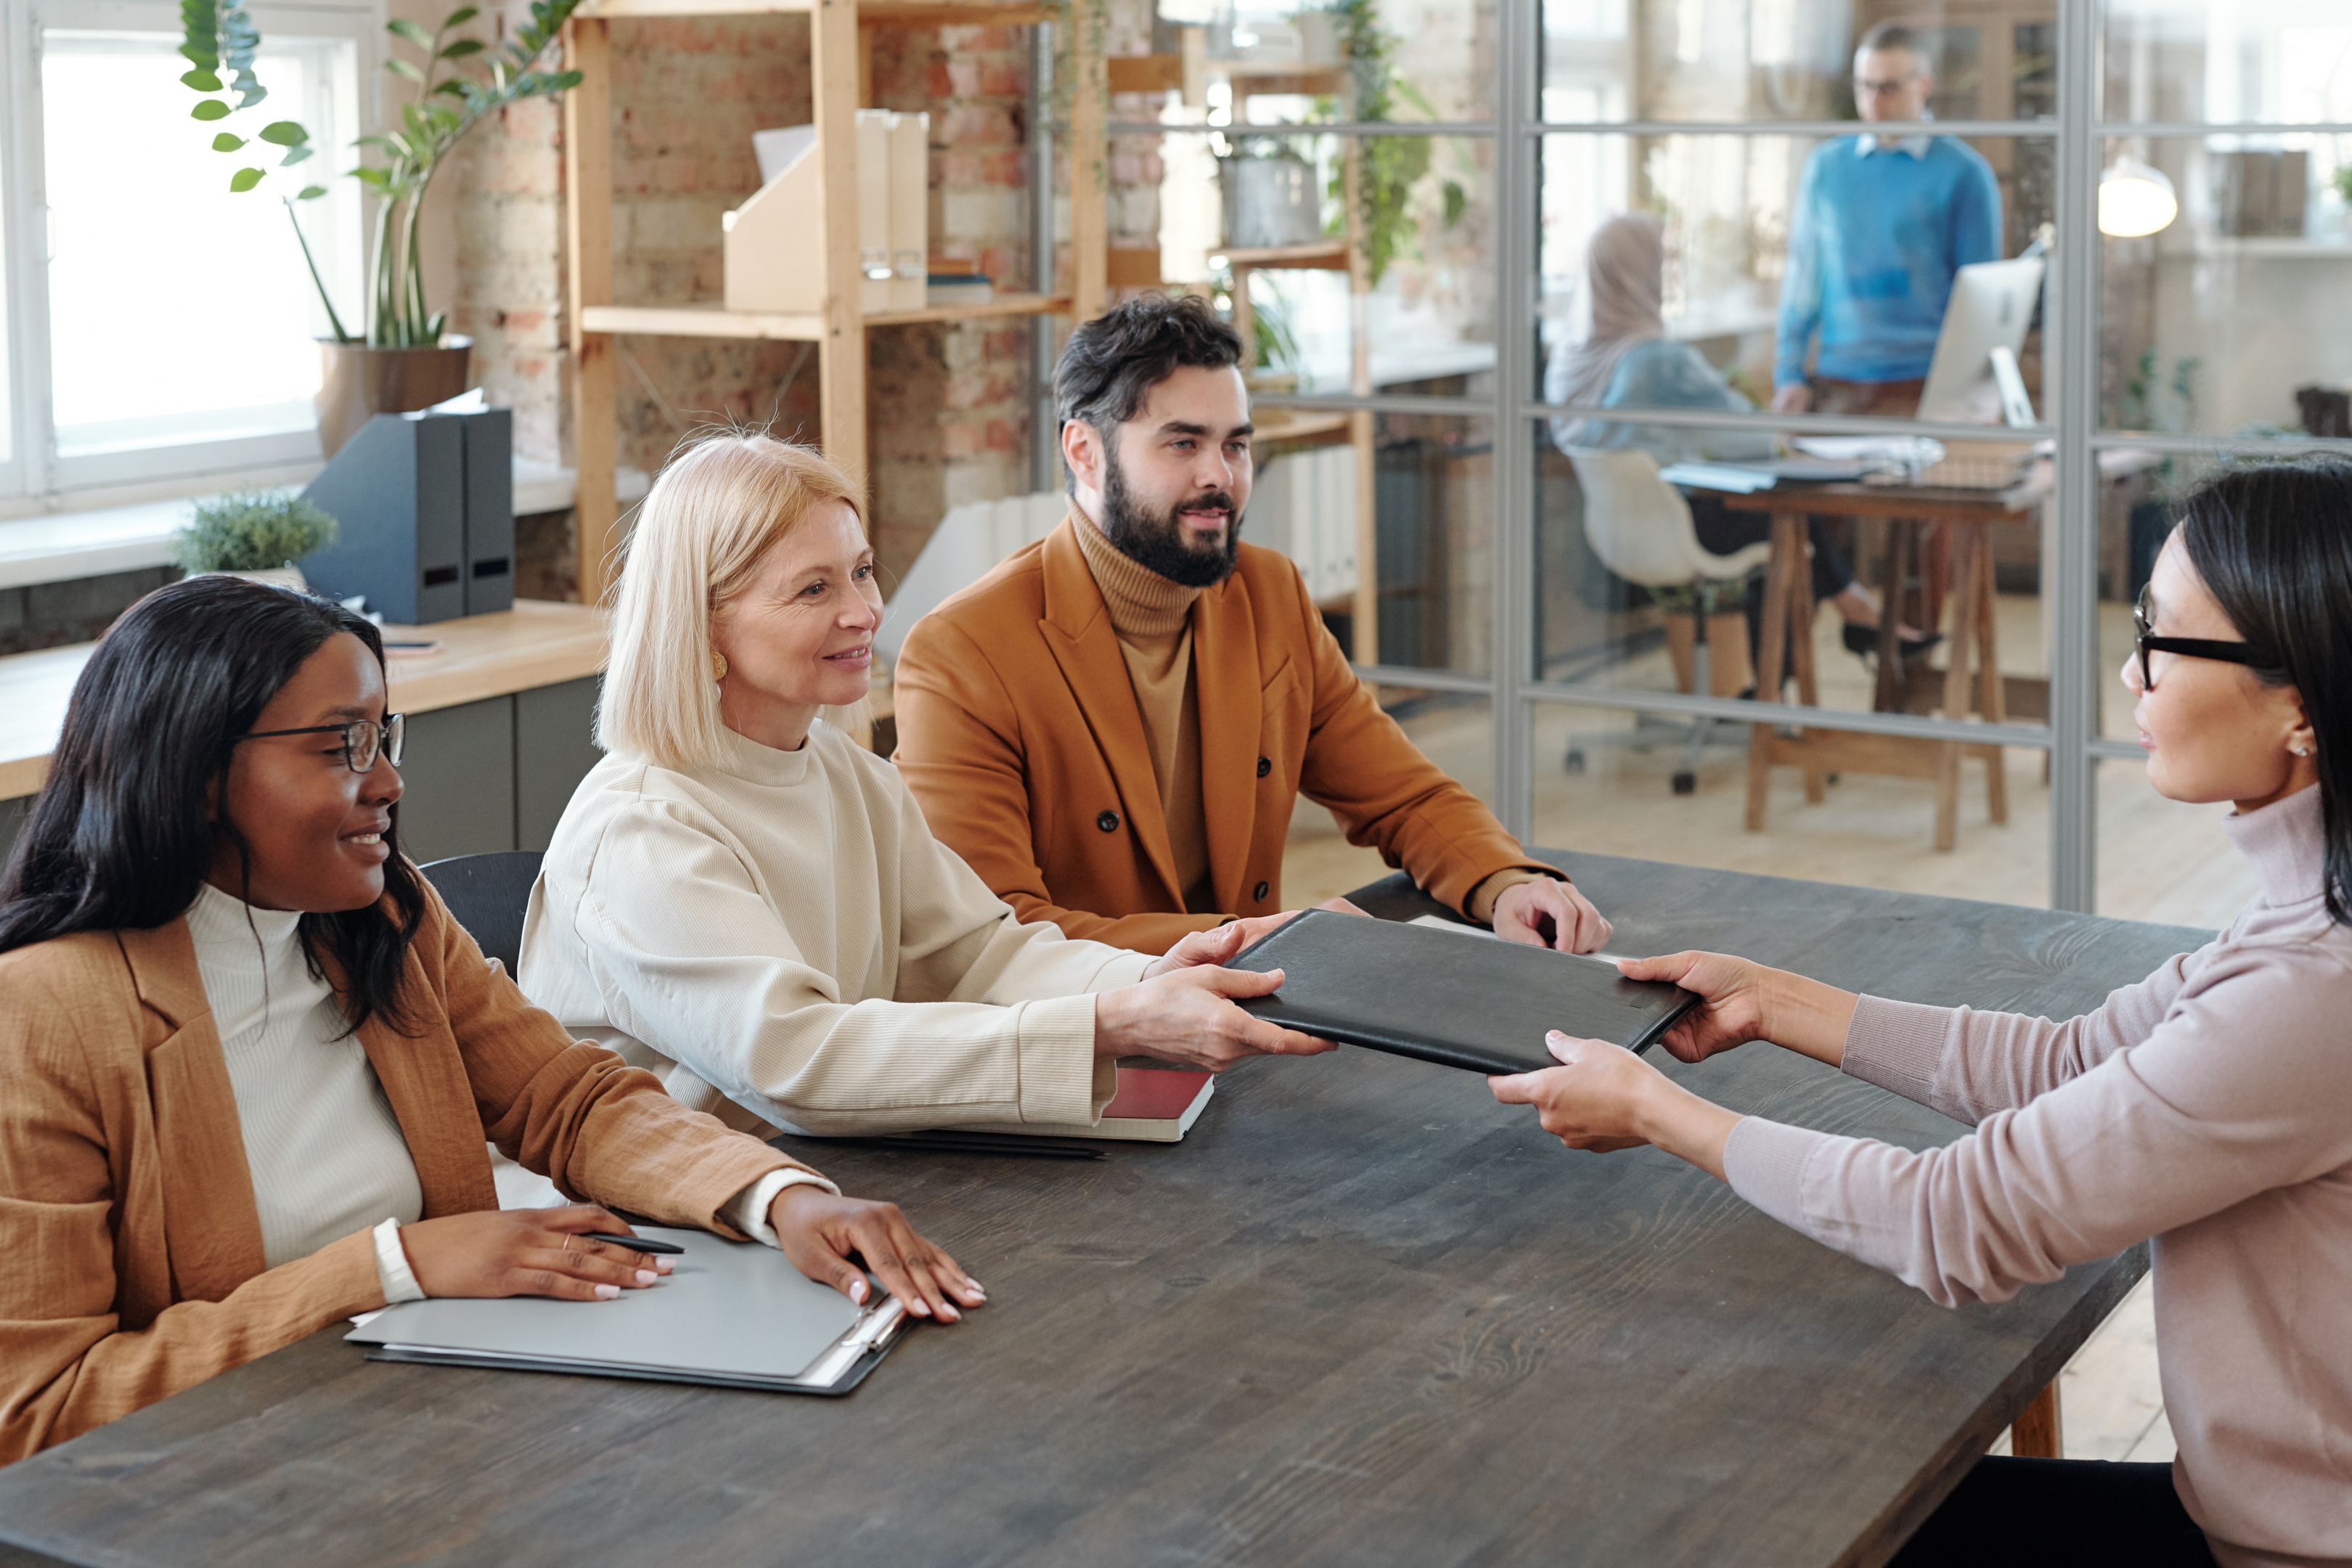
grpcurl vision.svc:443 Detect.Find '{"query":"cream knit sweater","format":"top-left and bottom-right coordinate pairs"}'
top-left (519, 720), bottom-right (1153, 1137)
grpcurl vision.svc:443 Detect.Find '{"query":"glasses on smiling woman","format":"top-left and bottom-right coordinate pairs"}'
top-left (2133, 584), bottom-right (2281, 692)
top-left (234, 714), bottom-right (407, 774)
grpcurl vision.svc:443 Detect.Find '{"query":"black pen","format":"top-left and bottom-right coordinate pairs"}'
top-left (581, 1232), bottom-right (685, 1255)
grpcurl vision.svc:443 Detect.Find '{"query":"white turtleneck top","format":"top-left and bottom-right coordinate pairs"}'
top-left (187, 883), bottom-right (818, 1297)
top-left (1723, 784), bottom-right (2352, 1567)
top-left (184, 881), bottom-right (425, 1298)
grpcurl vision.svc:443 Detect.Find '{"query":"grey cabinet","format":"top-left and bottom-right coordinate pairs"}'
top-left (399, 677), bottom-right (604, 864)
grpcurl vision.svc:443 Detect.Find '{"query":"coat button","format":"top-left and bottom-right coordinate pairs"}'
top-left (1253, 880), bottom-right (1270, 902)
top-left (1256, 756), bottom-right (1272, 777)
top-left (1097, 809), bottom-right (1120, 832)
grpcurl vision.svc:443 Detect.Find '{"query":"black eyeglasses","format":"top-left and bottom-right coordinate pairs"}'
top-left (2133, 586), bottom-right (2279, 691)
top-left (235, 713), bottom-right (405, 774)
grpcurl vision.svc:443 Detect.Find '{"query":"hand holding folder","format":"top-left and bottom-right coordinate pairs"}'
top-left (1224, 909), bottom-right (1701, 1077)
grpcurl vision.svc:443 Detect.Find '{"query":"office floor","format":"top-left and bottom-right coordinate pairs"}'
top-left (1282, 591), bottom-right (2222, 1463)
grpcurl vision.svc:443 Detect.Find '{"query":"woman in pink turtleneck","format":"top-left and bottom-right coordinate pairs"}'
top-left (1492, 458), bottom-right (2352, 1568)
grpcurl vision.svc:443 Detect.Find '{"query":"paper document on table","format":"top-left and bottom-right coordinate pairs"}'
top-left (1408, 914), bottom-right (1503, 939)
top-left (1657, 462), bottom-right (1777, 494)
top-left (345, 1227), bottom-right (907, 1396)
top-left (1790, 435), bottom-right (1946, 468)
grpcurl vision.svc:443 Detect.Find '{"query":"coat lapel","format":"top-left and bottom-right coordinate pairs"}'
top-left (346, 944), bottom-right (499, 1219)
top-left (119, 923), bottom-right (269, 1304)
top-left (1038, 513), bottom-right (1185, 907)
top-left (1191, 576), bottom-right (1263, 915)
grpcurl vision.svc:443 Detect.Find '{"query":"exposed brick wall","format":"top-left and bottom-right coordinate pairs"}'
top-left (0, 567), bottom-right (176, 658)
top-left (429, 9), bottom-right (1041, 597)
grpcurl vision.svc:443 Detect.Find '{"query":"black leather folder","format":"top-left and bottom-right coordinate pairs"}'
top-left (1227, 910), bottom-right (1702, 1075)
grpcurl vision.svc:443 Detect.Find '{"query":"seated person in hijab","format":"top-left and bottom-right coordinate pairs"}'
top-left (1545, 212), bottom-right (1930, 657)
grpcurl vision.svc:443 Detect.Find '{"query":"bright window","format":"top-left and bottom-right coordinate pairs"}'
top-left (4, 1), bottom-right (369, 499)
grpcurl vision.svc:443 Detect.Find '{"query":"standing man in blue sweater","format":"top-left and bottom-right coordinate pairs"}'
top-left (1771, 23), bottom-right (2003, 418)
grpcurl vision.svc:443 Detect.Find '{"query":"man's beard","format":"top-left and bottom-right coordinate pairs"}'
top-left (1098, 440), bottom-right (1244, 588)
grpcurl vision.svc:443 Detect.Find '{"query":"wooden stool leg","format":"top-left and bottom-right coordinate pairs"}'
top-left (1746, 513), bottom-right (1800, 833)
top-left (1871, 518), bottom-right (1909, 715)
top-left (1974, 531), bottom-right (2009, 825)
top-left (2012, 1381), bottom-right (2062, 1458)
top-left (1934, 527), bottom-right (1983, 853)
top-left (1790, 529), bottom-right (1826, 804)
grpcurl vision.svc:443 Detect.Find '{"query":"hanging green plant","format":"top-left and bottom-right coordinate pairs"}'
top-left (1314, 0), bottom-right (1463, 287)
top-left (179, 0), bottom-right (587, 348)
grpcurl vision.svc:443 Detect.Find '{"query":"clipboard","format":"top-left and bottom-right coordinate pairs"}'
top-left (345, 1226), bottom-right (907, 1396)
top-left (1225, 908), bottom-right (1702, 1076)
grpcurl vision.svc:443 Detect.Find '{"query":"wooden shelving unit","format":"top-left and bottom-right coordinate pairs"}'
top-left (1099, 48), bottom-right (1379, 656)
top-left (561, 0), bottom-right (1098, 601)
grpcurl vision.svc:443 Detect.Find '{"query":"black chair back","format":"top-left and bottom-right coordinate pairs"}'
top-left (418, 851), bottom-right (545, 976)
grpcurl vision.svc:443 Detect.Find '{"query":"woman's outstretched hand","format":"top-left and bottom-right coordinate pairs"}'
top-left (1617, 951), bottom-right (1860, 1069)
top-left (1489, 1032), bottom-right (1741, 1180)
top-left (767, 1185), bottom-right (986, 1323)
top-left (399, 1205), bottom-right (677, 1302)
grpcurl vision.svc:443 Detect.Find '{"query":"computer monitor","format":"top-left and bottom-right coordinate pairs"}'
top-left (1916, 257), bottom-right (2046, 425)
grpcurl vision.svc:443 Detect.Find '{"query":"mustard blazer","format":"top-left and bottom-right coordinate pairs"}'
top-left (893, 515), bottom-right (1548, 955)
top-left (0, 882), bottom-right (812, 1462)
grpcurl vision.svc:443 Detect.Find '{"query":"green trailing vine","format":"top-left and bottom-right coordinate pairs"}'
top-left (1317, 0), bottom-right (1461, 287)
top-left (179, 0), bottom-right (587, 348)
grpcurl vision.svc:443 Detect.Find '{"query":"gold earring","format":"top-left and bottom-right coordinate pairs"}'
top-left (711, 650), bottom-right (729, 682)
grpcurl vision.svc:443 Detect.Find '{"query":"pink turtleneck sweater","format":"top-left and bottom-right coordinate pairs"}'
top-left (1725, 784), bottom-right (2352, 1567)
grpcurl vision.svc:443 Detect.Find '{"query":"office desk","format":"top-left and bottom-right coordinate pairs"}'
top-left (0, 851), bottom-right (2197, 1568)
top-left (0, 600), bottom-right (608, 864)
top-left (1723, 482), bottom-right (2041, 852)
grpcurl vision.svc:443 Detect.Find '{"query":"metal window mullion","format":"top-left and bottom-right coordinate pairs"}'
top-left (1030, 18), bottom-right (1058, 494)
top-left (1488, 0), bottom-right (1537, 841)
top-left (1110, 121), bottom-right (1498, 138)
top-left (1522, 400), bottom-right (2057, 441)
top-left (2048, 0), bottom-right (2102, 912)
top-left (1529, 118), bottom-right (2054, 139)
top-left (1522, 680), bottom-right (2054, 751)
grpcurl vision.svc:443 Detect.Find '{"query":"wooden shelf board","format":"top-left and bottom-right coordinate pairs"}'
top-left (1252, 411), bottom-right (1352, 443)
top-left (584, 0), bottom-right (1041, 18)
top-left (863, 291), bottom-right (1071, 325)
top-left (1218, 241), bottom-right (1349, 269)
top-left (1107, 54), bottom-right (1185, 93)
top-left (581, 303), bottom-right (825, 340)
top-left (860, 1), bottom-right (1048, 24)
top-left (1219, 60), bottom-right (1349, 81)
top-left (583, 0), bottom-right (809, 15)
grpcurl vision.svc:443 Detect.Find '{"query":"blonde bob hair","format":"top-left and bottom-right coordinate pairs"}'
top-left (598, 431), bottom-right (866, 771)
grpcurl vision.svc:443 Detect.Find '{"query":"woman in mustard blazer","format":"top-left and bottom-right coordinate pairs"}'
top-left (0, 576), bottom-right (982, 1462)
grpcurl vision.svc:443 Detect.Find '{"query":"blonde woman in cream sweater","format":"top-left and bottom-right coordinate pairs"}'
top-left (1492, 460), bottom-right (2352, 1567)
top-left (520, 435), bottom-right (1331, 1141)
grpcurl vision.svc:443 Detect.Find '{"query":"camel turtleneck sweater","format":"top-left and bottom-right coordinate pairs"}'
top-left (1072, 510), bottom-right (1219, 915)
top-left (1069, 506), bottom-right (1540, 925)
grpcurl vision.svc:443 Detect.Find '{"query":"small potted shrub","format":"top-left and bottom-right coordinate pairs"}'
top-left (175, 491), bottom-right (341, 588)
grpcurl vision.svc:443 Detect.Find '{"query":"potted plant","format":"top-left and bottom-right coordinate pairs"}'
top-left (175, 491), bottom-right (342, 589)
top-left (178, 0), bottom-right (587, 454)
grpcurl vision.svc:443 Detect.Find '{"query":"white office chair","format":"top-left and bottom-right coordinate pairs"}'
top-left (1564, 446), bottom-right (1773, 793)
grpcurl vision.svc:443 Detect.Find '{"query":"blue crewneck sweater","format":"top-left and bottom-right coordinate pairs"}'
top-left (1774, 134), bottom-right (2003, 388)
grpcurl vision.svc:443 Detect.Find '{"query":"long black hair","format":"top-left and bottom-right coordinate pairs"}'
top-left (2174, 455), bottom-right (2352, 926)
top-left (0, 576), bottom-right (428, 1030)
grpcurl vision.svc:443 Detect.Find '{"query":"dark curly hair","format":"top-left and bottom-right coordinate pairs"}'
top-left (2173, 456), bottom-right (2352, 926)
top-left (0, 576), bottom-right (428, 1032)
top-left (1054, 293), bottom-right (1245, 458)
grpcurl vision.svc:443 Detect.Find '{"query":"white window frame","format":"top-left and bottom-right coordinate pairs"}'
top-left (0, 0), bottom-right (381, 507)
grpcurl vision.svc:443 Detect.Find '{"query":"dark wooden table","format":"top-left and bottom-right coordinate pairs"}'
top-left (0, 852), bottom-right (2201, 1568)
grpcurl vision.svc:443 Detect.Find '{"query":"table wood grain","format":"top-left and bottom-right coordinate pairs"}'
top-left (0, 852), bottom-right (2201, 1568)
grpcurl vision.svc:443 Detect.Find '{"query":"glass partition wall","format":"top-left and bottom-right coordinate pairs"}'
top-left (1123, 0), bottom-right (2352, 916)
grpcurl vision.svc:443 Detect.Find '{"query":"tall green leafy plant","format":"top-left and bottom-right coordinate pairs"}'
top-left (179, 0), bottom-right (586, 348)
